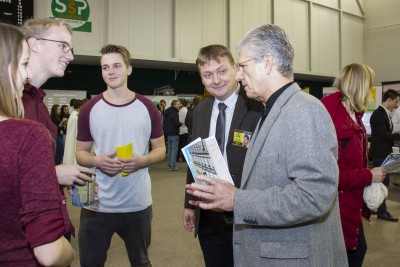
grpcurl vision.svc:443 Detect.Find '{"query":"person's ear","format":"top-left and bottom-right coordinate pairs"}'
top-left (262, 54), bottom-right (273, 75)
top-left (127, 65), bottom-right (132, 76)
top-left (27, 37), bottom-right (39, 53)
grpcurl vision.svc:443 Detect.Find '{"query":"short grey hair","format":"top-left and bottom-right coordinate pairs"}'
top-left (236, 24), bottom-right (294, 78)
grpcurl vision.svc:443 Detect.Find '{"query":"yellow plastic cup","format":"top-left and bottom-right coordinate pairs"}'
top-left (116, 142), bottom-right (133, 176)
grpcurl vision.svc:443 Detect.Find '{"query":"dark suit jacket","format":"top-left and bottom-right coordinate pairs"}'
top-left (370, 105), bottom-right (400, 161)
top-left (184, 87), bottom-right (261, 236)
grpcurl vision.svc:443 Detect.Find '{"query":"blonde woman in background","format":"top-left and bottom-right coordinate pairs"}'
top-left (321, 63), bottom-right (387, 267)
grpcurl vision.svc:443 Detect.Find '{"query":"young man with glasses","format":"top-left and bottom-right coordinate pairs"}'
top-left (20, 18), bottom-right (94, 189)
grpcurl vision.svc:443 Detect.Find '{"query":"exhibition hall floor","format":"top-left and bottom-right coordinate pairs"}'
top-left (67, 160), bottom-right (400, 267)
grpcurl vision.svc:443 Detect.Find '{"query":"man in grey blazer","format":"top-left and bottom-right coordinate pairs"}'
top-left (186, 25), bottom-right (348, 266)
top-left (182, 45), bottom-right (261, 267)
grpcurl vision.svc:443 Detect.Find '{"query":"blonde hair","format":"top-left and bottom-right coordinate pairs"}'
top-left (333, 63), bottom-right (375, 113)
top-left (20, 18), bottom-right (72, 39)
top-left (0, 23), bottom-right (25, 118)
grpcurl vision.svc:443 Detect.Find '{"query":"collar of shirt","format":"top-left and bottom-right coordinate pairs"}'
top-left (213, 83), bottom-right (240, 111)
top-left (261, 81), bottom-right (294, 118)
top-left (210, 83), bottom-right (240, 164)
top-left (380, 104), bottom-right (391, 116)
top-left (24, 83), bottom-right (47, 100)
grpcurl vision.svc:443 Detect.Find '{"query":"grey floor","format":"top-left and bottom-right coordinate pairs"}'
top-left (67, 160), bottom-right (400, 267)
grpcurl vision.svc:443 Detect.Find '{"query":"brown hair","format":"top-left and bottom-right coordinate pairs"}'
top-left (100, 44), bottom-right (132, 67)
top-left (383, 89), bottom-right (400, 102)
top-left (0, 22), bottom-right (25, 118)
top-left (196, 45), bottom-right (235, 70)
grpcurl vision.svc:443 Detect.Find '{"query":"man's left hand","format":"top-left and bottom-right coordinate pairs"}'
top-left (119, 154), bottom-right (146, 175)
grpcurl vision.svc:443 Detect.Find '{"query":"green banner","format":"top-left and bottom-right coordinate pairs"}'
top-left (50, 0), bottom-right (91, 32)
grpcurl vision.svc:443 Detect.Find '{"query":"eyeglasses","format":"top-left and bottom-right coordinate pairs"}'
top-left (235, 58), bottom-right (255, 71)
top-left (36, 38), bottom-right (74, 55)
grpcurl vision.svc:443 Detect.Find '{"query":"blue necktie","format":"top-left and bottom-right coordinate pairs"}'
top-left (215, 102), bottom-right (227, 154)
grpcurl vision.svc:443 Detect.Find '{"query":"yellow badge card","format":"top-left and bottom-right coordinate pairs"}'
top-left (232, 130), bottom-right (252, 148)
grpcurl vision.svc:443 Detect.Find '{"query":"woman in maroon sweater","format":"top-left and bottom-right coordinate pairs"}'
top-left (0, 23), bottom-right (74, 266)
top-left (321, 63), bottom-right (387, 267)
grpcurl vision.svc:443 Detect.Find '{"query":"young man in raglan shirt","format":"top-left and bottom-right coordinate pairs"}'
top-left (76, 44), bottom-right (165, 267)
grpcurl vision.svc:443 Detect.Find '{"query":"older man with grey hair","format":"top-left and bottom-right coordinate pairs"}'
top-left (186, 24), bottom-right (348, 267)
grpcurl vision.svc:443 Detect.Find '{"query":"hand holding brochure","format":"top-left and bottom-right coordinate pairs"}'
top-left (181, 136), bottom-right (234, 185)
top-left (380, 153), bottom-right (400, 173)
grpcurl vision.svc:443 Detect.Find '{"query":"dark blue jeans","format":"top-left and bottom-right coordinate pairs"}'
top-left (55, 134), bottom-right (64, 165)
top-left (167, 135), bottom-right (179, 168)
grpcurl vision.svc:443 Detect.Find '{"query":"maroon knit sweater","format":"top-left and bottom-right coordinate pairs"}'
top-left (0, 119), bottom-right (72, 266)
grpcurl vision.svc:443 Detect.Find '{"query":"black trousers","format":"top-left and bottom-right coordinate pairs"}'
top-left (178, 133), bottom-right (189, 160)
top-left (373, 158), bottom-right (389, 215)
top-left (347, 223), bottom-right (367, 267)
top-left (198, 214), bottom-right (234, 267)
top-left (79, 206), bottom-right (152, 267)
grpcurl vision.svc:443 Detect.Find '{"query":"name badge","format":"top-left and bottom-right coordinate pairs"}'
top-left (233, 129), bottom-right (252, 148)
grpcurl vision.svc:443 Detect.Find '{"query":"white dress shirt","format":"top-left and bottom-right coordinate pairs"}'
top-left (209, 84), bottom-right (240, 164)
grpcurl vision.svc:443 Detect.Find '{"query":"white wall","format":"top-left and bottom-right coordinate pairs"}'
top-left (34, 0), bottom-right (107, 57)
top-left (229, 0), bottom-right (272, 55)
top-left (364, 0), bottom-right (400, 84)
top-left (33, 0), bottom-right (365, 79)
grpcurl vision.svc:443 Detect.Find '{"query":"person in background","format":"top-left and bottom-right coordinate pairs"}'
top-left (50, 103), bottom-right (65, 165)
top-left (76, 44), bottom-right (165, 267)
top-left (63, 99), bottom-right (83, 165)
top-left (61, 104), bottom-right (70, 119)
top-left (0, 22), bottom-right (74, 267)
top-left (60, 104), bottom-right (69, 145)
top-left (369, 89), bottom-right (400, 222)
top-left (321, 63), bottom-right (387, 266)
top-left (20, 17), bottom-right (94, 186)
top-left (182, 44), bottom-right (261, 267)
top-left (178, 99), bottom-right (190, 162)
top-left (50, 104), bottom-right (61, 123)
top-left (163, 100), bottom-right (182, 171)
top-left (185, 96), bottom-right (201, 142)
top-left (156, 99), bottom-right (166, 114)
top-left (391, 101), bottom-right (400, 148)
top-left (157, 99), bottom-right (167, 148)
top-left (186, 24), bottom-right (348, 266)
top-left (60, 104), bottom-right (70, 133)
top-left (64, 99), bottom-right (84, 196)
top-left (69, 98), bottom-right (76, 114)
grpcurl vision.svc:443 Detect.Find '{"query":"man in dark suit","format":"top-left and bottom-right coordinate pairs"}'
top-left (182, 44), bottom-right (261, 267)
top-left (185, 24), bottom-right (347, 266)
top-left (370, 89), bottom-right (400, 222)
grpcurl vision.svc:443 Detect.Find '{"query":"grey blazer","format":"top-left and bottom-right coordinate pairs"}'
top-left (233, 83), bottom-right (348, 267)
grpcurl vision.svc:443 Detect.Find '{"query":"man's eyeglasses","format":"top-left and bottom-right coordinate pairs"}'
top-left (235, 58), bottom-right (255, 72)
top-left (36, 38), bottom-right (74, 55)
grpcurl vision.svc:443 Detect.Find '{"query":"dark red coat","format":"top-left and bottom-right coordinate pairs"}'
top-left (322, 92), bottom-right (372, 251)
